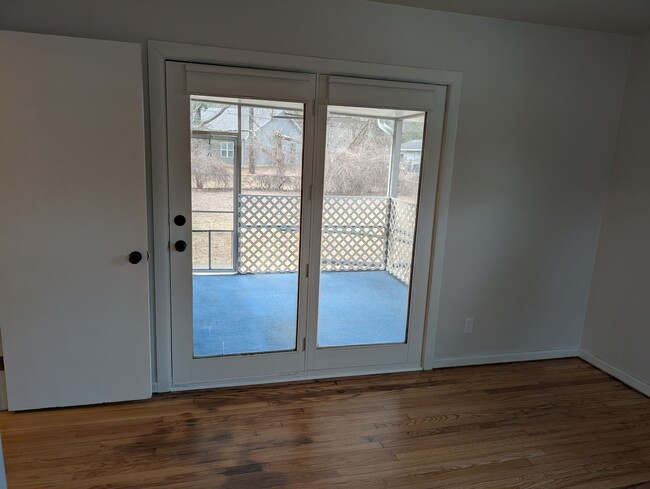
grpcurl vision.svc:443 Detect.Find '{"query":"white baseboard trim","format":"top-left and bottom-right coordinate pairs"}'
top-left (426, 348), bottom-right (578, 369)
top-left (579, 349), bottom-right (650, 398)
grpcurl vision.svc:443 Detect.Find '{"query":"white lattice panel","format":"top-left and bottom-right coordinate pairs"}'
top-left (237, 195), bottom-right (391, 274)
top-left (321, 197), bottom-right (388, 271)
top-left (386, 198), bottom-right (417, 284)
top-left (238, 194), bottom-right (300, 273)
top-left (239, 194), bottom-right (301, 227)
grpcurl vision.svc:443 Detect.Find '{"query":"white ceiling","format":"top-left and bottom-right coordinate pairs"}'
top-left (368, 0), bottom-right (650, 35)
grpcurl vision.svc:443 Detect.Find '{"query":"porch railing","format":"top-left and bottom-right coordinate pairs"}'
top-left (192, 194), bottom-right (417, 284)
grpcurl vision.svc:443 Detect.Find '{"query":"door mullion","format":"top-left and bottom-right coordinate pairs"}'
top-left (304, 75), bottom-right (329, 370)
top-left (295, 82), bottom-right (319, 373)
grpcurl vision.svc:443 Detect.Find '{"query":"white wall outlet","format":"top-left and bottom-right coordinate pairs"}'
top-left (464, 317), bottom-right (474, 334)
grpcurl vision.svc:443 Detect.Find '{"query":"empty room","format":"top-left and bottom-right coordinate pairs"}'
top-left (0, 0), bottom-right (649, 487)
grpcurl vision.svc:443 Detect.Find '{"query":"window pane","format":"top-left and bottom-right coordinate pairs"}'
top-left (241, 105), bottom-right (303, 196)
top-left (397, 116), bottom-right (424, 202)
top-left (190, 95), bottom-right (305, 357)
top-left (317, 106), bottom-right (425, 347)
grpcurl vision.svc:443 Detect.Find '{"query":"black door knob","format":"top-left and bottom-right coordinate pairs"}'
top-left (128, 251), bottom-right (143, 264)
top-left (174, 240), bottom-right (187, 252)
top-left (174, 215), bottom-right (186, 226)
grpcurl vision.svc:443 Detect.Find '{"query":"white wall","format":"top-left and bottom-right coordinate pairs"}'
top-left (0, 0), bottom-right (631, 366)
top-left (581, 32), bottom-right (650, 395)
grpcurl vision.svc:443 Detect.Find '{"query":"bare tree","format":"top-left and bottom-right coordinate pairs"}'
top-left (190, 139), bottom-right (231, 189)
top-left (247, 106), bottom-right (256, 174)
top-left (324, 117), bottom-right (392, 195)
top-left (190, 100), bottom-right (228, 129)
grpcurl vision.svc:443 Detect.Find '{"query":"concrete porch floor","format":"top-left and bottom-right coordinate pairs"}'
top-left (193, 270), bottom-right (409, 357)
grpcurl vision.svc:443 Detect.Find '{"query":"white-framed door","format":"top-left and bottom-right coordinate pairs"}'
top-left (161, 54), bottom-right (452, 389)
top-left (166, 62), bottom-right (317, 385)
top-left (306, 76), bottom-right (447, 372)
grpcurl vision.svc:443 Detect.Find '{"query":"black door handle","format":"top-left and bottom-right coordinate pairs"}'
top-left (174, 240), bottom-right (187, 252)
top-left (128, 251), bottom-right (143, 264)
top-left (173, 215), bottom-right (186, 226)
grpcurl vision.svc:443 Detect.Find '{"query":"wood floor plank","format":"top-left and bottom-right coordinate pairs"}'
top-left (1, 358), bottom-right (649, 488)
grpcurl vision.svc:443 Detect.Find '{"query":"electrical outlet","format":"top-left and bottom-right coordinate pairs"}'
top-left (464, 317), bottom-right (474, 334)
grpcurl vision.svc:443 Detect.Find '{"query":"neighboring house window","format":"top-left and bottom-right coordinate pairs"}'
top-left (220, 141), bottom-right (234, 158)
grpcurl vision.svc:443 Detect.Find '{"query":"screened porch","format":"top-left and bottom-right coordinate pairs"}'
top-left (189, 96), bottom-right (424, 356)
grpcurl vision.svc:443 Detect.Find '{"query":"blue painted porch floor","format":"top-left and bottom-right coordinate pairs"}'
top-left (193, 271), bottom-right (409, 357)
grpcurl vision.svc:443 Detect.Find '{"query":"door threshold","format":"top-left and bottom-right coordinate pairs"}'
top-left (166, 363), bottom-right (422, 392)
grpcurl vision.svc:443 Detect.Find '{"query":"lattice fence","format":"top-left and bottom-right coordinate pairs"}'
top-left (321, 197), bottom-right (389, 272)
top-left (386, 198), bottom-right (417, 285)
top-left (237, 194), bottom-right (416, 278)
top-left (238, 194), bottom-right (301, 273)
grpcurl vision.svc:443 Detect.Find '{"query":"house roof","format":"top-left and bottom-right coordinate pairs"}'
top-left (194, 105), bottom-right (303, 140)
top-left (401, 139), bottom-right (422, 152)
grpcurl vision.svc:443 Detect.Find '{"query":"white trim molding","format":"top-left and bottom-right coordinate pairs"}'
top-left (580, 349), bottom-right (650, 398)
top-left (148, 40), bottom-right (463, 391)
top-left (428, 348), bottom-right (579, 369)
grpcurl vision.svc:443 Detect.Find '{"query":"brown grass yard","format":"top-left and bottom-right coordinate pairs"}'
top-left (191, 189), bottom-right (302, 270)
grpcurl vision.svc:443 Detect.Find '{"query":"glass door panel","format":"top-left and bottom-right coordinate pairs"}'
top-left (317, 106), bottom-right (426, 348)
top-left (190, 96), bottom-right (305, 358)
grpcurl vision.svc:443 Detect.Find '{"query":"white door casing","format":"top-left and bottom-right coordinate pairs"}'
top-left (148, 42), bottom-right (462, 391)
top-left (0, 31), bottom-right (151, 410)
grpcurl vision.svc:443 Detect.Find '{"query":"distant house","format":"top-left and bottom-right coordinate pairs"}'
top-left (247, 110), bottom-right (303, 169)
top-left (191, 103), bottom-right (240, 166)
top-left (191, 104), bottom-right (304, 170)
top-left (400, 139), bottom-right (422, 172)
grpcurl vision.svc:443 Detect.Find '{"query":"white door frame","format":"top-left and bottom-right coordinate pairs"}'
top-left (148, 40), bottom-right (462, 392)
top-left (306, 75), bottom-right (447, 372)
top-left (166, 61), bottom-right (317, 387)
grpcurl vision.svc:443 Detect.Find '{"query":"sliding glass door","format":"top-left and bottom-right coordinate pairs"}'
top-left (307, 77), bottom-right (447, 371)
top-left (166, 64), bottom-right (446, 386)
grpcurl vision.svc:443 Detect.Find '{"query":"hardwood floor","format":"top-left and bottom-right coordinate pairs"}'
top-left (1, 359), bottom-right (649, 488)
